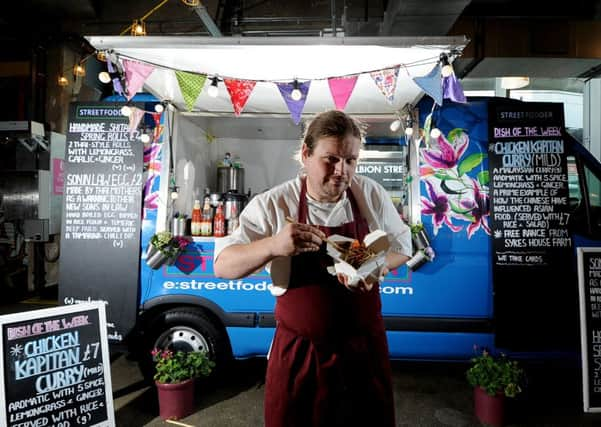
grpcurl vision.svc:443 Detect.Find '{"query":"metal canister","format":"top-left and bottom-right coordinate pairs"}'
top-left (172, 217), bottom-right (186, 237)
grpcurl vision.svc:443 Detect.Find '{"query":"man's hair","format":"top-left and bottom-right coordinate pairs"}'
top-left (295, 110), bottom-right (366, 164)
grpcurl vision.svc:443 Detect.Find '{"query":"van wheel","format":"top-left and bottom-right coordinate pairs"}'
top-left (138, 308), bottom-right (230, 381)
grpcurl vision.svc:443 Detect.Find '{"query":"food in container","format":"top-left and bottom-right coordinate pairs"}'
top-left (326, 229), bottom-right (389, 289)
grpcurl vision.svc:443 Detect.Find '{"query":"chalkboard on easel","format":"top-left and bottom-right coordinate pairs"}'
top-left (578, 248), bottom-right (601, 413)
top-left (488, 100), bottom-right (574, 350)
top-left (59, 102), bottom-right (144, 342)
top-left (0, 302), bottom-right (115, 426)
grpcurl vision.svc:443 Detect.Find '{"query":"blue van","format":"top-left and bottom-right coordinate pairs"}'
top-left (129, 96), bottom-right (600, 373)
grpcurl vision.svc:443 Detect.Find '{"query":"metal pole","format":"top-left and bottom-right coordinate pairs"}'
top-left (331, 0), bottom-right (336, 37)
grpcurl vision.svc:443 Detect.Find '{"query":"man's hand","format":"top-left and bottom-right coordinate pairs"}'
top-left (336, 264), bottom-right (388, 293)
top-left (270, 222), bottom-right (325, 257)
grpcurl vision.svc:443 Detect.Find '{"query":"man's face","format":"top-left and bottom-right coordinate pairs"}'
top-left (302, 134), bottom-right (361, 203)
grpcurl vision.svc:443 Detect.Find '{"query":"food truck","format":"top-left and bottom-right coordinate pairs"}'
top-left (58, 35), bottom-right (601, 375)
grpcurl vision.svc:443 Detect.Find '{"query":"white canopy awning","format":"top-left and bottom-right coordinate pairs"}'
top-left (86, 36), bottom-right (468, 116)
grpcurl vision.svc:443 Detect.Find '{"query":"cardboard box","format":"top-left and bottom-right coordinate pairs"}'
top-left (326, 229), bottom-right (389, 288)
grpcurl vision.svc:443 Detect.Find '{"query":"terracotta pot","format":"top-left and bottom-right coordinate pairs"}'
top-left (474, 386), bottom-right (505, 427)
top-left (156, 378), bottom-right (195, 420)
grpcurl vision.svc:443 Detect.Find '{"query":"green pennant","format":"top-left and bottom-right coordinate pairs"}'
top-left (175, 71), bottom-right (207, 111)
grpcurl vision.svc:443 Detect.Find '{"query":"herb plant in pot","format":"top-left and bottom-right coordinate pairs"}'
top-left (466, 347), bottom-right (523, 427)
top-left (152, 348), bottom-right (215, 420)
top-left (146, 231), bottom-right (190, 269)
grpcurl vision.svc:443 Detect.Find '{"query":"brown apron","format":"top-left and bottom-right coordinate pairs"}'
top-left (264, 178), bottom-right (395, 427)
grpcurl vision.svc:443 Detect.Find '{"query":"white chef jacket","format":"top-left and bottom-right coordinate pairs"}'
top-left (213, 174), bottom-right (412, 295)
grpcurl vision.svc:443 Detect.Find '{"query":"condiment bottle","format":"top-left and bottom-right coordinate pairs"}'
top-left (191, 200), bottom-right (202, 236)
top-left (213, 202), bottom-right (225, 237)
top-left (200, 198), bottom-right (213, 236)
top-left (227, 203), bottom-right (239, 235)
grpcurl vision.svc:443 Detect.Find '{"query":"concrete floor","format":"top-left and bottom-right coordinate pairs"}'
top-left (4, 298), bottom-right (601, 426)
top-left (110, 352), bottom-right (601, 426)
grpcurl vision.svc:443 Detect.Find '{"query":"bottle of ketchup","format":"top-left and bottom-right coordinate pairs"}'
top-left (213, 202), bottom-right (225, 237)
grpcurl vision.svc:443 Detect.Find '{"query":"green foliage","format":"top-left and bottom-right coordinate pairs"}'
top-left (152, 348), bottom-right (215, 384)
top-left (458, 153), bottom-right (487, 176)
top-left (150, 231), bottom-right (190, 258)
top-left (410, 223), bottom-right (424, 235)
top-left (466, 349), bottom-right (524, 397)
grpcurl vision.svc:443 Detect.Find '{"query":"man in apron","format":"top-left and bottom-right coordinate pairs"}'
top-left (214, 110), bottom-right (411, 427)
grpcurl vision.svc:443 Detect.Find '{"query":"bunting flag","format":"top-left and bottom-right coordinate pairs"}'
top-left (370, 67), bottom-right (400, 104)
top-left (327, 76), bottom-right (358, 111)
top-left (413, 64), bottom-right (443, 106)
top-left (276, 81), bottom-right (311, 125)
top-left (128, 107), bottom-right (145, 137)
top-left (443, 73), bottom-right (467, 103)
top-left (123, 59), bottom-right (155, 101)
top-left (224, 79), bottom-right (256, 116)
top-left (175, 71), bottom-right (207, 111)
top-left (107, 60), bottom-right (125, 96)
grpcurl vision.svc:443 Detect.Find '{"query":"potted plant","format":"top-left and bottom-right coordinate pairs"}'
top-left (152, 348), bottom-right (215, 420)
top-left (146, 231), bottom-right (190, 269)
top-left (466, 347), bottom-right (524, 427)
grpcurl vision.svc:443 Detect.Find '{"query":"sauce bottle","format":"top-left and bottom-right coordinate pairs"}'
top-left (191, 200), bottom-right (202, 236)
top-left (213, 202), bottom-right (225, 237)
top-left (227, 203), bottom-right (239, 235)
top-left (200, 198), bottom-right (213, 236)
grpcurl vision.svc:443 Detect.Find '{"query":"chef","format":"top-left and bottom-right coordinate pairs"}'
top-left (214, 110), bottom-right (411, 427)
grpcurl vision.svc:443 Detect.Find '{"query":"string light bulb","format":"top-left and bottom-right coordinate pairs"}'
top-left (96, 51), bottom-right (107, 62)
top-left (440, 53), bottom-right (453, 77)
top-left (430, 128), bottom-right (441, 139)
top-left (98, 71), bottom-right (111, 84)
top-left (208, 77), bottom-right (219, 97)
top-left (154, 102), bottom-right (165, 113)
top-left (73, 63), bottom-right (86, 77)
top-left (140, 133), bottom-right (151, 143)
top-left (57, 75), bottom-right (69, 87)
top-left (121, 105), bottom-right (132, 117)
top-left (290, 79), bottom-right (302, 101)
top-left (389, 118), bottom-right (402, 132)
top-left (131, 19), bottom-right (147, 36)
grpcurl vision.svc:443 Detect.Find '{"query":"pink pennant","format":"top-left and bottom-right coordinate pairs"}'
top-left (327, 76), bottom-right (358, 110)
top-left (370, 67), bottom-right (400, 104)
top-left (224, 79), bottom-right (256, 116)
top-left (122, 59), bottom-right (155, 100)
top-left (128, 107), bottom-right (145, 137)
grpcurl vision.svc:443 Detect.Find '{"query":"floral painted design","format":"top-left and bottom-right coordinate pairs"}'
top-left (224, 78), bottom-right (257, 116)
top-left (143, 140), bottom-right (162, 218)
top-left (420, 129), bottom-right (490, 238)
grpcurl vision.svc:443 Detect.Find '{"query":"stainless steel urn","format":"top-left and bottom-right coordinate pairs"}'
top-left (217, 166), bottom-right (245, 193)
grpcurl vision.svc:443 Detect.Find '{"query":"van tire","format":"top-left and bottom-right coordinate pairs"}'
top-left (138, 307), bottom-right (230, 381)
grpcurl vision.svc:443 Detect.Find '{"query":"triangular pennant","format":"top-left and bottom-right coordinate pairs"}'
top-left (413, 64), bottom-right (443, 106)
top-left (175, 71), bottom-right (207, 111)
top-left (276, 81), bottom-right (311, 125)
top-left (443, 73), bottom-right (467, 103)
top-left (370, 66), bottom-right (400, 104)
top-left (122, 59), bottom-right (155, 100)
top-left (107, 60), bottom-right (125, 96)
top-left (327, 76), bottom-right (358, 110)
top-left (224, 79), bottom-right (257, 116)
top-left (128, 107), bottom-right (145, 137)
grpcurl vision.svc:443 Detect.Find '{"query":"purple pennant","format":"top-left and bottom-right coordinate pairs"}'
top-left (107, 60), bottom-right (125, 97)
top-left (443, 73), bottom-right (466, 103)
top-left (276, 81), bottom-right (311, 125)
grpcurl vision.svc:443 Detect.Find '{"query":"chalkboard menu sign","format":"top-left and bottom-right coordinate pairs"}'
top-left (578, 248), bottom-right (601, 412)
top-left (489, 101), bottom-right (574, 350)
top-left (0, 303), bottom-right (115, 426)
top-left (60, 103), bottom-right (144, 343)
